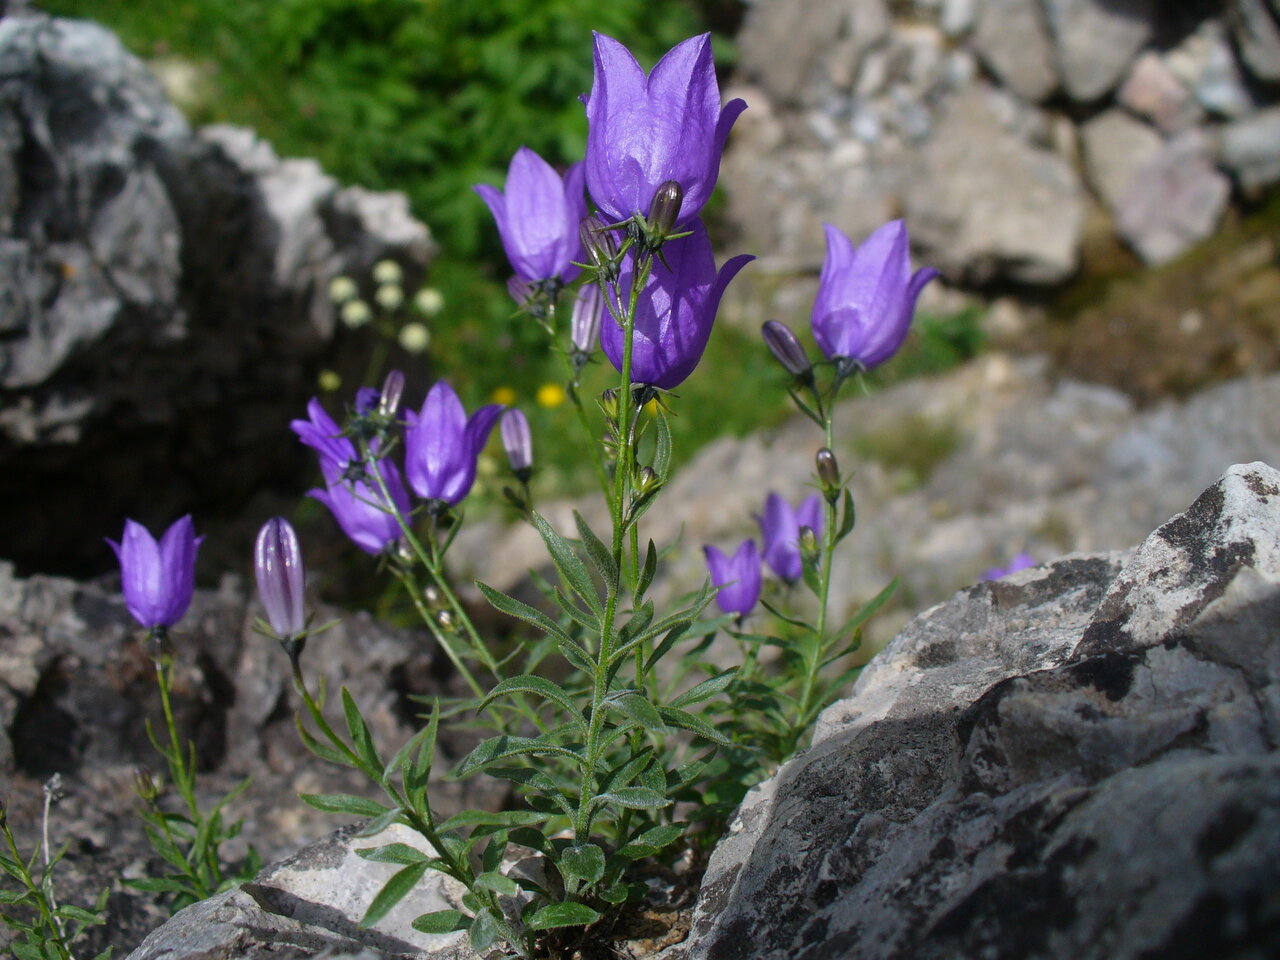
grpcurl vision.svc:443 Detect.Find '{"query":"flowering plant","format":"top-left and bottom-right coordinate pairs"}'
top-left (40, 29), bottom-right (939, 960)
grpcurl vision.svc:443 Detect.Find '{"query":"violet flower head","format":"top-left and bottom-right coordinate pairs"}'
top-left (570, 283), bottom-right (605, 355)
top-left (291, 397), bottom-right (356, 473)
top-left (107, 516), bottom-right (202, 630)
top-left (982, 552), bottom-right (1036, 581)
top-left (811, 220), bottom-right (939, 370)
top-left (307, 456), bottom-right (411, 555)
top-left (254, 517), bottom-right (306, 640)
top-left (600, 221), bottom-right (753, 389)
top-left (759, 492), bottom-right (823, 582)
top-left (404, 381), bottom-right (504, 506)
top-left (583, 32), bottom-right (746, 227)
top-left (475, 147), bottom-right (587, 284)
top-left (704, 539), bottom-right (761, 616)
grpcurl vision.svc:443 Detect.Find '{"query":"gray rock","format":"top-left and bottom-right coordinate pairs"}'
top-left (940, 0), bottom-right (979, 37)
top-left (1232, 0), bottom-right (1280, 83)
top-left (1219, 107), bottom-right (1280, 193)
top-left (127, 824), bottom-right (476, 960)
top-left (1165, 18), bottom-right (1258, 119)
top-left (1042, 0), bottom-right (1155, 102)
top-left (1112, 129), bottom-right (1231, 265)
top-left (0, 15), bottom-right (434, 577)
top-left (1079, 109), bottom-right (1163, 213)
top-left (681, 462), bottom-right (1280, 960)
top-left (973, 0), bottom-right (1058, 102)
top-left (905, 88), bottom-right (1083, 284)
top-left (1117, 51), bottom-right (1203, 133)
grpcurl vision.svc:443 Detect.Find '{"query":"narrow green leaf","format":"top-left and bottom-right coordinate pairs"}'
top-left (55, 905), bottom-right (104, 926)
top-left (479, 675), bottom-right (587, 736)
top-left (556, 636), bottom-right (595, 674)
top-left (527, 901), bottom-right (602, 931)
top-left (532, 511), bottom-right (602, 617)
top-left (455, 735), bottom-right (583, 778)
top-left (801, 547), bottom-right (822, 597)
top-left (354, 842), bottom-right (428, 865)
top-left (759, 598), bottom-right (815, 631)
top-left (553, 586), bottom-right (601, 633)
top-left (574, 510), bottom-right (618, 588)
top-left (835, 487), bottom-right (856, 543)
top-left (412, 909), bottom-right (472, 934)
top-left (384, 721), bottom-right (434, 785)
top-left (599, 882), bottom-right (630, 904)
top-left (485, 767), bottom-right (575, 815)
top-left (476, 582), bottom-right (570, 644)
top-left (410, 698), bottom-right (441, 795)
top-left (342, 688), bottom-right (381, 774)
top-left (653, 408), bottom-right (674, 480)
top-left (592, 787), bottom-right (671, 811)
top-left (359, 860), bottom-right (429, 928)
top-left (298, 793), bottom-right (389, 818)
top-left (474, 870), bottom-right (520, 896)
top-left (436, 809), bottom-right (549, 832)
top-left (508, 827), bottom-right (552, 855)
top-left (836, 577), bottom-right (898, 639)
top-left (600, 749), bottom-right (655, 794)
top-left (469, 908), bottom-right (500, 952)
top-left (124, 877), bottom-right (189, 894)
top-left (658, 706), bottom-right (732, 746)
top-left (637, 539), bottom-right (658, 600)
top-left (606, 693), bottom-right (672, 733)
top-left (670, 669), bottom-right (737, 708)
top-left (295, 714), bottom-right (354, 768)
top-left (557, 843), bottom-right (605, 887)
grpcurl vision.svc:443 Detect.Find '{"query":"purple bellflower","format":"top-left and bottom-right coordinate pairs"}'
top-left (475, 147), bottom-right (587, 285)
top-left (704, 539), bottom-right (762, 616)
top-left (811, 220), bottom-right (939, 370)
top-left (599, 221), bottom-right (753, 389)
top-left (759, 492), bottom-right (823, 582)
top-left (107, 516), bottom-right (202, 630)
top-left (501, 407), bottom-right (533, 479)
top-left (404, 381), bottom-right (504, 506)
top-left (254, 517), bottom-right (306, 640)
top-left (291, 397), bottom-right (412, 554)
top-left (583, 33), bottom-right (746, 227)
top-left (983, 552), bottom-right (1036, 581)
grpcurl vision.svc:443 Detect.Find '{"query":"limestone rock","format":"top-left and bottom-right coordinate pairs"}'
top-left (681, 462), bottom-right (1280, 960)
top-left (1232, 0), bottom-right (1280, 83)
top-left (1219, 107), bottom-right (1280, 193)
top-left (905, 89), bottom-right (1083, 284)
top-left (0, 14), bottom-right (434, 578)
top-left (1080, 109), bottom-right (1163, 213)
top-left (1112, 130), bottom-right (1231, 265)
top-left (1042, 0), bottom-right (1156, 102)
top-left (1165, 18), bottom-right (1258, 119)
top-left (972, 0), bottom-right (1058, 102)
top-left (1117, 52), bottom-right (1203, 133)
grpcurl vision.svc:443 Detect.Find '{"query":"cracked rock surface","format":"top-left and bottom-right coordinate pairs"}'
top-left (679, 462), bottom-right (1280, 960)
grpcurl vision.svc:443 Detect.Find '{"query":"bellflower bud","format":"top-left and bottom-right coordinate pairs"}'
top-left (600, 221), bottom-right (753, 389)
top-left (580, 215), bottom-right (620, 280)
top-left (501, 408), bottom-right (533, 481)
top-left (704, 539), bottom-right (762, 616)
top-left (798, 526), bottom-right (819, 557)
top-left (571, 284), bottom-right (605, 356)
top-left (378, 369), bottom-right (405, 419)
top-left (404, 381), bottom-right (504, 506)
top-left (254, 517), bottom-right (307, 641)
top-left (812, 220), bottom-right (940, 370)
top-left (475, 147), bottom-right (587, 284)
top-left (584, 33), bottom-right (746, 227)
top-left (354, 387), bottom-right (380, 416)
top-left (758, 492), bottom-right (823, 581)
top-left (133, 766), bottom-right (161, 803)
top-left (816, 447), bottom-right (840, 493)
top-left (106, 516), bottom-right (203, 630)
top-left (762, 320), bottom-right (812, 379)
top-left (645, 180), bottom-right (683, 243)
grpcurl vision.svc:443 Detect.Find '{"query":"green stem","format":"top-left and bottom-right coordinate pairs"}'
top-left (2, 821), bottom-right (72, 960)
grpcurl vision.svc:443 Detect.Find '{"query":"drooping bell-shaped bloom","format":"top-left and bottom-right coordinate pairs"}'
top-left (759, 492), bottom-right (823, 582)
top-left (982, 552), bottom-right (1036, 581)
top-left (291, 395), bottom-right (411, 554)
top-left (404, 381), bottom-right (504, 505)
top-left (107, 516), bottom-right (203, 629)
top-left (475, 148), bottom-right (587, 284)
top-left (811, 220), bottom-right (940, 369)
top-left (254, 517), bottom-right (307, 640)
top-left (307, 456), bottom-right (411, 555)
top-left (704, 539), bottom-right (761, 616)
top-left (583, 32), bottom-right (746, 227)
top-left (600, 221), bottom-right (753, 389)
top-left (571, 283), bottom-right (605, 355)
